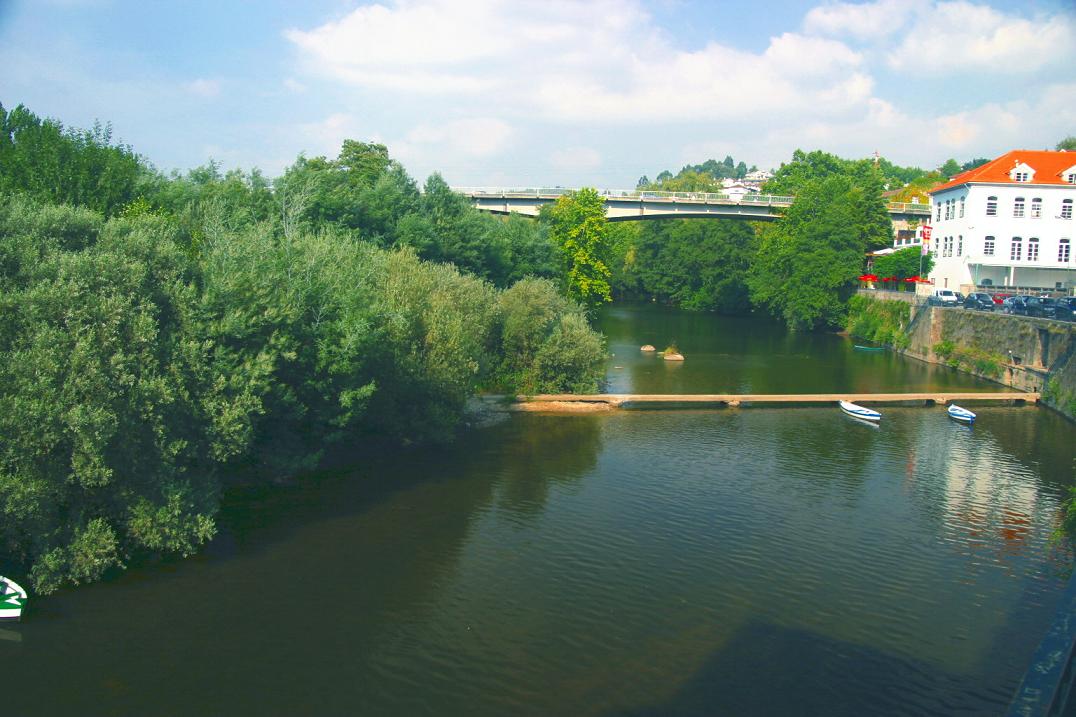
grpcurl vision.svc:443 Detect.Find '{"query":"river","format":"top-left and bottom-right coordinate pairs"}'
top-left (3, 305), bottom-right (1073, 716)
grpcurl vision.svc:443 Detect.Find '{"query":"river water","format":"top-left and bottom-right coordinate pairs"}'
top-left (4, 306), bottom-right (1074, 716)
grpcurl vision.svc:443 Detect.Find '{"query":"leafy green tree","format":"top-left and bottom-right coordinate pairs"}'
top-left (938, 158), bottom-right (962, 179)
top-left (546, 188), bottom-right (613, 305)
top-left (764, 150), bottom-right (848, 195)
top-left (494, 278), bottom-right (604, 394)
top-left (0, 103), bottom-right (146, 217)
top-left (872, 245), bottom-right (934, 281)
top-left (961, 157), bottom-right (990, 171)
top-left (1057, 136), bottom-right (1076, 152)
top-left (0, 211), bottom-right (230, 593)
top-left (617, 218), bottom-right (754, 312)
top-left (749, 176), bottom-right (885, 330)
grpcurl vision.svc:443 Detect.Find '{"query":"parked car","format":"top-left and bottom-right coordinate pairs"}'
top-left (1026, 296), bottom-right (1059, 319)
top-left (963, 293), bottom-right (995, 311)
top-left (992, 292), bottom-right (1012, 306)
top-left (928, 289), bottom-right (960, 306)
top-left (1002, 296), bottom-right (1031, 315)
top-left (1056, 297), bottom-right (1076, 323)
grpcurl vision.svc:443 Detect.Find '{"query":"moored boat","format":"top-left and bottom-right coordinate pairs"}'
top-left (947, 404), bottom-right (976, 424)
top-left (0, 575), bottom-right (27, 622)
top-left (853, 345), bottom-right (885, 351)
top-left (839, 400), bottom-right (881, 422)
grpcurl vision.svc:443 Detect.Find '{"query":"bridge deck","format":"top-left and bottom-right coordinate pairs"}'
top-left (512, 392), bottom-right (1037, 410)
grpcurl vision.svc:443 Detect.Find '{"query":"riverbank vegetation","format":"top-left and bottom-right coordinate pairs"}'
top-left (931, 340), bottom-right (1005, 379)
top-left (845, 296), bottom-right (913, 349)
top-left (0, 103), bottom-right (604, 594)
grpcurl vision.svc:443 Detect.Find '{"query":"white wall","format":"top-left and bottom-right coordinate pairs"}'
top-left (929, 182), bottom-right (1075, 292)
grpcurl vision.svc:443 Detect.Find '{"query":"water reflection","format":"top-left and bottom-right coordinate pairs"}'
top-left (4, 307), bottom-right (1074, 717)
top-left (600, 304), bottom-right (1005, 395)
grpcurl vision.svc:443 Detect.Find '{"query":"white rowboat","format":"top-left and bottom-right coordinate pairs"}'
top-left (0, 575), bottom-right (27, 622)
top-left (947, 404), bottom-right (976, 424)
top-left (839, 401), bottom-right (881, 422)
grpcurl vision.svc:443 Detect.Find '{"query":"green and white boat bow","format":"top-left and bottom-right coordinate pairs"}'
top-left (0, 575), bottom-right (27, 622)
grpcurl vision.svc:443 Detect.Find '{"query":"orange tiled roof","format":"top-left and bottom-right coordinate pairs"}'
top-left (929, 150), bottom-right (1076, 194)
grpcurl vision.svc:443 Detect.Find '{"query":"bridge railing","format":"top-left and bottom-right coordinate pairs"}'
top-left (455, 187), bottom-right (932, 215)
top-left (453, 187), bottom-right (795, 206)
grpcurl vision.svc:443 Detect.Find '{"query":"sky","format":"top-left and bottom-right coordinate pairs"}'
top-left (1, 0), bottom-right (1074, 188)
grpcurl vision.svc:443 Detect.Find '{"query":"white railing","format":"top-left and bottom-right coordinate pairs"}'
top-left (453, 186), bottom-right (795, 206)
top-left (455, 187), bottom-right (934, 214)
top-left (887, 202), bottom-right (932, 214)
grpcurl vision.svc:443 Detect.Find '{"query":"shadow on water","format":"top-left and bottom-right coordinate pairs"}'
top-left (490, 414), bottom-right (604, 519)
top-left (604, 620), bottom-right (1007, 717)
top-left (3, 412), bottom-right (606, 717)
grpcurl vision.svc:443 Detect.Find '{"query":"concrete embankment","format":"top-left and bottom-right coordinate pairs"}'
top-left (887, 302), bottom-right (1076, 420)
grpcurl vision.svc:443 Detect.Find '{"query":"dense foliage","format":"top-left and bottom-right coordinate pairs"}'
top-left (637, 155), bottom-right (755, 190)
top-left (546, 188), bottom-right (614, 306)
top-left (845, 295), bottom-right (912, 348)
top-left (614, 219), bottom-right (754, 312)
top-left (0, 104), bottom-right (144, 217)
top-left (872, 245), bottom-right (934, 281)
top-left (0, 104), bottom-right (605, 595)
top-left (749, 174), bottom-right (889, 330)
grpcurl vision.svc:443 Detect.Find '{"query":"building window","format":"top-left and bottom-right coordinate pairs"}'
top-left (1061, 239), bottom-right (1071, 263)
top-left (959, 197), bottom-right (965, 218)
top-left (984, 236), bottom-right (995, 255)
top-left (936, 203), bottom-right (942, 221)
top-left (986, 196), bottom-right (997, 216)
top-left (1031, 198), bottom-right (1042, 218)
top-left (1014, 171), bottom-right (1029, 182)
top-left (1011, 237), bottom-right (1022, 261)
top-left (957, 235), bottom-right (963, 256)
top-left (1014, 197), bottom-right (1025, 218)
top-left (1028, 237), bottom-right (1039, 261)
top-left (1067, 173), bottom-right (1076, 184)
top-left (1063, 199), bottom-right (1073, 220)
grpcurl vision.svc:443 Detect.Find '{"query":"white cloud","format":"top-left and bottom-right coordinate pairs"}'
top-left (887, 2), bottom-right (1076, 73)
top-left (298, 113), bottom-right (368, 156)
top-left (285, 0), bottom-right (868, 123)
top-left (804, 0), bottom-right (924, 40)
top-left (402, 117), bottom-right (513, 157)
top-left (759, 83), bottom-right (1076, 170)
top-left (550, 147), bottom-right (602, 172)
top-left (183, 78), bottom-right (221, 98)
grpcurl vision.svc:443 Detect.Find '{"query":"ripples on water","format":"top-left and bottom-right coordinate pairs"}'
top-left (7, 405), bottom-right (1072, 717)
top-left (4, 304), bottom-right (1075, 716)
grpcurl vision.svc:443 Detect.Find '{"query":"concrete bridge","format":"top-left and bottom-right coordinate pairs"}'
top-left (454, 187), bottom-right (931, 223)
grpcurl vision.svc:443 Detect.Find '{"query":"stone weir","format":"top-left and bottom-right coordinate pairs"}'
top-left (510, 392), bottom-right (1037, 412)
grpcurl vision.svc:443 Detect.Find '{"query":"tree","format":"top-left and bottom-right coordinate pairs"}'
top-left (961, 158), bottom-right (990, 171)
top-left (938, 158), bottom-right (962, 179)
top-left (872, 245), bottom-right (934, 281)
top-left (1057, 136), bottom-right (1076, 152)
top-left (749, 176), bottom-right (886, 330)
top-left (0, 103), bottom-right (146, 217)
top-left (616, 218), bottom-right (754, 312)
top-left (546, 188), bottom-right (613, 306)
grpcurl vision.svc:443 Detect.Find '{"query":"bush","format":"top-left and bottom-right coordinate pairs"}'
top-left (493, 278), bottom-right (605, 394)
top-left (847, 295), bottom-right (911, 348)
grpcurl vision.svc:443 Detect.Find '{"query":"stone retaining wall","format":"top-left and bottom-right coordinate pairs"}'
top-left (896, 305), bottom-right (1076, 420)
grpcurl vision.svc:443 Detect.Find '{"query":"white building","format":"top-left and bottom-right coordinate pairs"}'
top-left (928, 150), bottom-right (1075, 294)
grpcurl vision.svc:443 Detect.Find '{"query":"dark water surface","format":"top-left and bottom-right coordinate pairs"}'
top-left (600, 304), bottom-right (1007, 394)
top-left (4, 307), bottom-right (1074, 716)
